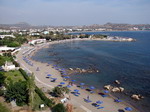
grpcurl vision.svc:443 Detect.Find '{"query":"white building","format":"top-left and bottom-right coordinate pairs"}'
top-left (0, 46), bottom-right (16, 55)
top-left (43, 31), bottom-right (49, 35)
top-left (2, 61), bottom-right (16, 71)
top-left (0, 35), bottom-right (15, 39)
top-left (29, 32), bottom-right (40, 36)
top-left (28, 39), bottom-right (47, 45)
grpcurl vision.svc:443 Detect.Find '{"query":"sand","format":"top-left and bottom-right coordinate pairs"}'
top-left (16, 40), bottom-right (140, 112)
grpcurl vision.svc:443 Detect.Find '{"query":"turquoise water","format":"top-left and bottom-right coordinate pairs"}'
top-left (32, 31), bottom-right (150, 112)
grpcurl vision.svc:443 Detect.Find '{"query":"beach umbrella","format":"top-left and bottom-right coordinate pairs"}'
top-left (47, 74), bottom-right (52, 76)
top-left (96, 101), bottom-right (103, 104)
top-left (60, 82), bottom-right (65, 85)
top-left (89, 86), bottom-right (95, 90)
top-left (64, 76), bottom-right (70, 79)
top-left (61, 68), bottom-right (65, 71)
top-left (71, 80), bottom-right (76, 82)
top-left (125, 107), bottom-right (132, 111)
top-left (103, 90), bottom-right (109, 93)
top-left (80, 83), bottom-right (85, 86)
top-left (51, 78), bottom-right (57, 80)
top-left (66, 85), bottom-right (71, 88)
top-left (90, 91), bottom-right (95, 94)
top-left (114, 99), bottom-right (122, 103)
top-left (74, 89), bottom-right (79, 93)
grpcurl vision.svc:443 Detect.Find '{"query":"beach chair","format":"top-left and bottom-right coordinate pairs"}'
top-left (95, 104), bottom-right (100, 107)
top-left (114, 99), bottom-right (122, 103)
top-left (74, 93), bottom-right (79, 96)
top-left (74, 92), bottom-right (80, 96)
top-left (84, 99), bottom-right (92, 103)
top-left (51, 78), bottom-right (57, 82)
top-left (101, 94), bottom-right (108, 97)
top-left (97, 107), bottom-right (104, 109)
top-left (92, 103), bottom-right (100, 107)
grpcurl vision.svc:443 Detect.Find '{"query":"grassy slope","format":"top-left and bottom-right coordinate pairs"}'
top-left (0, 102), bottom-right (10, 112)
top-left (4, 70), bottom-right (25, 85)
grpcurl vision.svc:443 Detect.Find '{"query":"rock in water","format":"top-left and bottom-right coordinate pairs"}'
top-left (119, 87), bottom-right (124, 92)
top-left (104, 85), bottom-right (112, 90)
top-left (111, 87), bottom-right (120, 92)
top-left (114, 80), bottom-right (120, 84)
top-left (131, 94), bottom-right (140, 100)
top-left (131, 94), bottom-right (144, 100)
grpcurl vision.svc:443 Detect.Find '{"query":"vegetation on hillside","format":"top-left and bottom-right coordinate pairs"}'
top-left (52, 86), bottom-right (70, 97)
top-left (0, 72), bottom-right (5, 87)
top-left (0, 102), bottom-right (10, 112)
top-left (0, 35), bottom-right (27, 47)
top-left (4, 70), bottom-right (25, 85)
top-left (5, 81), bottom-right (28, 106)
top-left (52, 103), bottom-right (66, 112)
top-left (0, 55), bottom-right (13, 66)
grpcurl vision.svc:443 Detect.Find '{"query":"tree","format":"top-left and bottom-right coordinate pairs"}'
top-left (7, 41), bottom-right (20, 47)
top-left (5, 81), bottom-right (28, 106)
top-left (52, 103), bottom-right (66, 112)
top-left (52, 87), bottom-right (69, 97)
top-left (27, 74), bottom-right (35, 109)
top-left (0, 72), bottom-right (6, 87)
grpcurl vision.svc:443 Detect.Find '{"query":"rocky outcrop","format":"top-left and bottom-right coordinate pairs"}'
top-left (104, 85), bottom-right (112, 90)
top-left (119, 87), bottom-right (124, 92)
top-left (112, 87), bottom-right (120, 92)
top-left (114, 80), bottom-right (120, 85)
top-left (131, 94), bottom-right (144, 100)
top-left (104, 85), bottom-right (124, 93)
top-left (67, 67), bottom-right (99, 74)
top-left (111, 87), bottom-right (124, 93)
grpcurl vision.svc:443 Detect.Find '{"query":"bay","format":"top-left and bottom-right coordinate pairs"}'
top-left (32, 31), bottom-right (150, 112)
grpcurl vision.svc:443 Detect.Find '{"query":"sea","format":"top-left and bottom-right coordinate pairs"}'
top-left (32, 31), bottom-right (150, 112)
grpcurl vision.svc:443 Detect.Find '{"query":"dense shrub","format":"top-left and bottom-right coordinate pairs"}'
top-left (0, 89), bottom-right (4, 96)
top-left (35, 87), bottom-right (54, 107)
top-left (7, 41), bottom-right (20, 47)
top-left (5, 81), bottom-right (28, 106)
top-left (12, 60), bottom-right (20, 67)
top-left (52, 87), bottom-right (69, 97)
top-left (0, 102), bottom-right (10, 112)
top-left (52, 103), bottom-right (66, 112)
top-left (0, 72), bottom-right (6, 86)
top-left (19, 68), bottom-right (29, 80)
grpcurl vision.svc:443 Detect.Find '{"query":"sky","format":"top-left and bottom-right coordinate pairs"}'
top-left (0, 0), bottom-right (150, 26)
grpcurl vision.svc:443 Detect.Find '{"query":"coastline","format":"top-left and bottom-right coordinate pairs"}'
top-left (16, 40), bottom-right (140, 112)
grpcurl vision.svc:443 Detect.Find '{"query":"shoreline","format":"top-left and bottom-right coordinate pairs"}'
top-left (16, 40), bottom-right (140, 112)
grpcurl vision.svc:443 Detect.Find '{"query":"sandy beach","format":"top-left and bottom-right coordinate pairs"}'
top-left (16, 40), bottom-right (140, 112)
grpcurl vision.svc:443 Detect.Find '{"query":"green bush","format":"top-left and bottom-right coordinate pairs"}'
top-left (13, 61), bottom-right (20, 67)
top-left (52, 103), bottom-right (66, 112)
top-left (0, 72), bottom-right (6, 86)
top-left (5, 81), bottom-right (28, 106)
top-left (7, 41), bottom-right (20, 47)
top-left (52, 87), bottom-right (69, 97)
top-left (19, 68), bottom-right (29, 80)
top-left (35, 87), bottom-right (54, 107)
top-left (0, 102), bottom-right (10, 112)
top-left (0, 89), bottom-right (4, 96)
